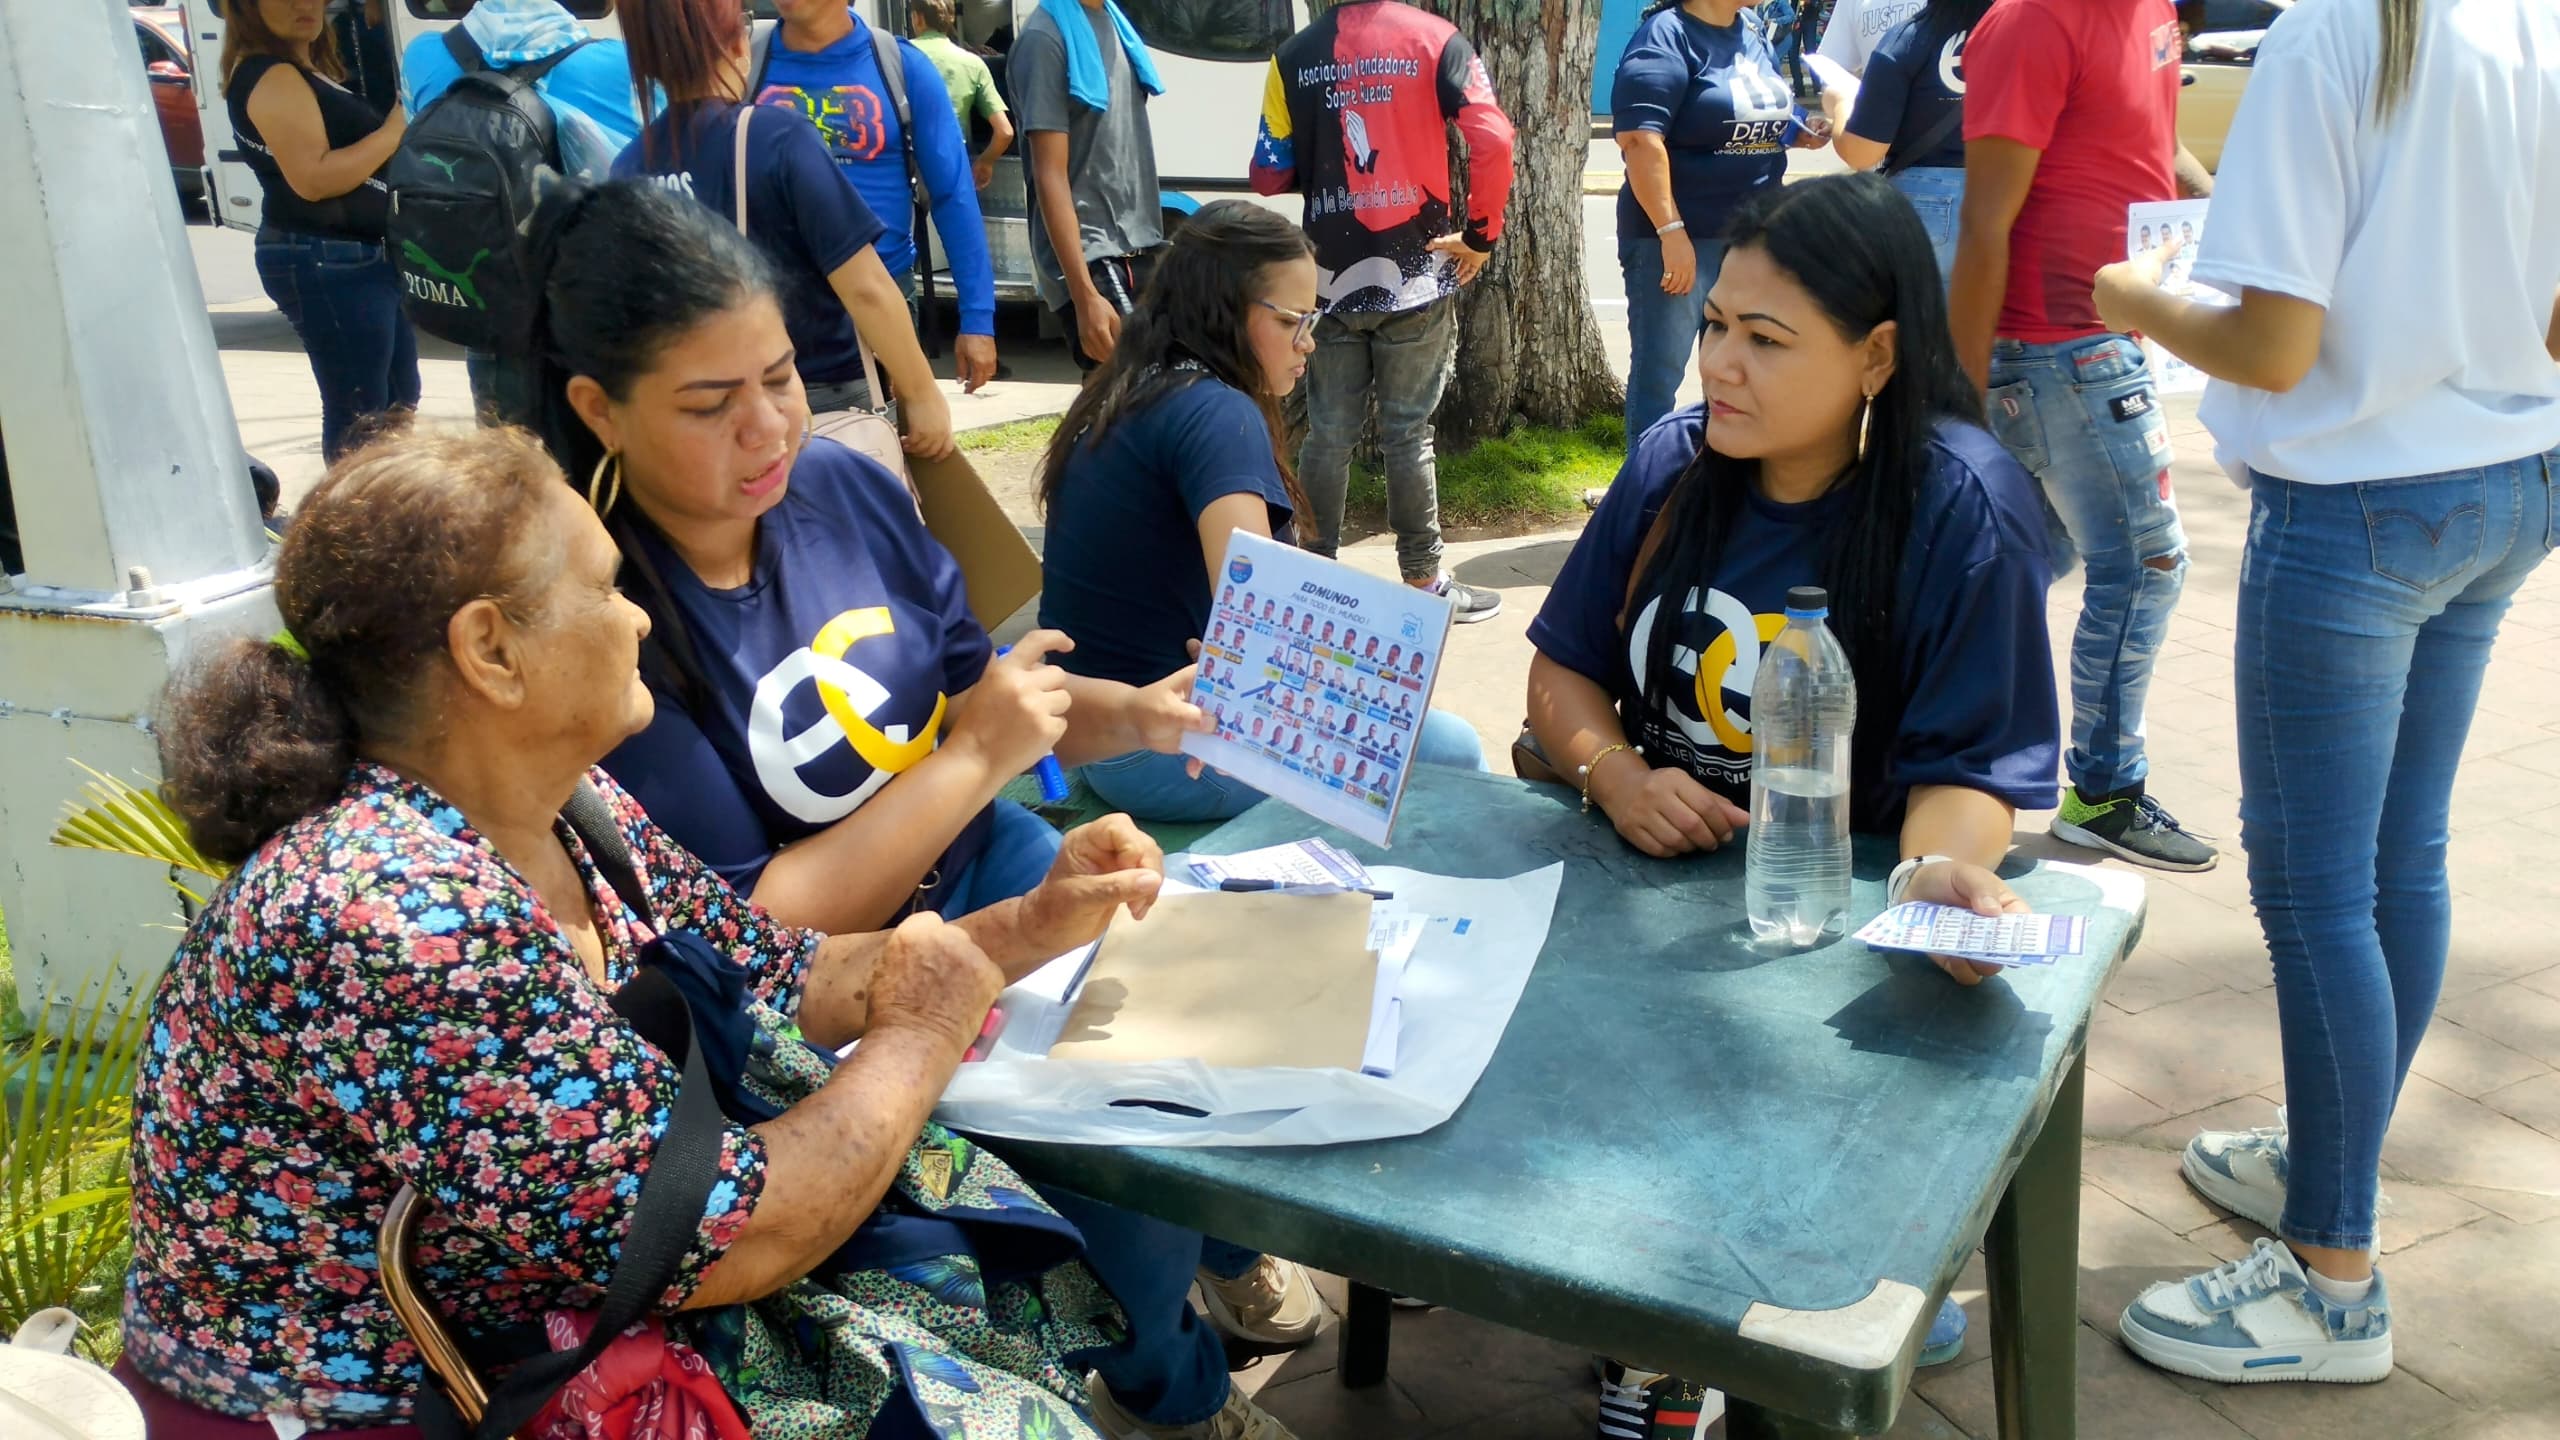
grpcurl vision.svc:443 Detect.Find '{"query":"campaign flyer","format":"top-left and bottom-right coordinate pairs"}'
top-left (1182, 532), bottom-right (1455, 846)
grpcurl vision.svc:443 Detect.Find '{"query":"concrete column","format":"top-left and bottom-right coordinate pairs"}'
top-left (0, 0), bottom-right (277, 1019)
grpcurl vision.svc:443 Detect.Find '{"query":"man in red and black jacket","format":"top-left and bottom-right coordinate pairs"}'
top-left (1251, 0), bottom-right (1515, 621)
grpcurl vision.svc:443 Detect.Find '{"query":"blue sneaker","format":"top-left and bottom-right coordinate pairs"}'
top-left (1918, 1297), bottom-right (1966, 1367)
top-left (2182, 1107), bottom-right (2288, 1232)
top-left (2119, 1239), bottom-right (2393, 1384)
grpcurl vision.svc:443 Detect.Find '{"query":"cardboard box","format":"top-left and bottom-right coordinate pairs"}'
top-left (911, 448), bottom-right (1043, 631)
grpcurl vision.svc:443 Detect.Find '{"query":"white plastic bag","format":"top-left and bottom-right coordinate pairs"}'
top-left (933, 863), bottom-right (1563, 1146)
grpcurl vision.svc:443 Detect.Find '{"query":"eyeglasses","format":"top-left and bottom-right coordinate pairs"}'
top-left (1257, 299), bottom-right (1323, 346)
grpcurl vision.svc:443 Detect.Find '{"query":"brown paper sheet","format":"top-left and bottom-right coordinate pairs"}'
top-left (1049, 891), bottom-right (1378, 1071)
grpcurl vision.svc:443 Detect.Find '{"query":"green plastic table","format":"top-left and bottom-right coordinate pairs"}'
top-left (997, 766), bottom-right (2142, 1438)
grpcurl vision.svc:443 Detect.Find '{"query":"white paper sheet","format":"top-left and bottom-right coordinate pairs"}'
top-left (933, 863), bottom-right (1564, 1146)
top-left (2126, 199), bottom-right (2227, 395)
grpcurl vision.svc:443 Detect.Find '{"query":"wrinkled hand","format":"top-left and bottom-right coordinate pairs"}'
top-left (1659, 228), bottom-right (1698, 296)
top-left (900, 384), bottom-right (956, 460)
top-left (1018, 814), bottom-right (1167, 958)
top-left (951, 630), bottom-right (1073, 781)
top-left (1074, 290), bottom-right (1123, 364)
top-left (1425, 233), bottom-right (1492, 287)
top-left (1899, 860), bottom-right (2031, 986)
top-left (867, 912), bottom-right (1006, 1050)
top-left (1594, 759), bottom-right (1749, 857)
top-left (955, 334), bottom-right (998, 394)
top-left (2093, 235), bottom-right (2183, 333)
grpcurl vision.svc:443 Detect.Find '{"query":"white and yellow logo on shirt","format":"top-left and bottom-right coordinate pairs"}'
top-left (747, 607), bottom-right (947, 824)
top-left (1625, 585), bottom-right (1787, 755)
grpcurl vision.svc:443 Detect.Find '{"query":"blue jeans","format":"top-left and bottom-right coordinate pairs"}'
top-left (1081, 709), bottom-right (1489, 824)
top-left (1985, 334), bottom-right (2185, 797)
top-left (1620, 231), bottom-right (1731, 445)
top-left (253, 228), bottom-right (421, 462)
top-left (1298, 299), bottom-right (1457, 581)
top-left (2239, 452), bottom-right (2557, 1252)
top-left (1888, 166), bottom-right (1964, 284)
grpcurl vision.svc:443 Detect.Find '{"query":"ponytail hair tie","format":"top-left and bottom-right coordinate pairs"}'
top-left (270, 629), bottom-right (311, 663)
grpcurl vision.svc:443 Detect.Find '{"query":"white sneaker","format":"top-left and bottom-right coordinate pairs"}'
top-left (2183, 1107), bottom-right (2289, 1231)
top-left (2119, 1238), bottom-right (2394, 1384)
top-left (1193, 1257), bottom-right (1324, 1348)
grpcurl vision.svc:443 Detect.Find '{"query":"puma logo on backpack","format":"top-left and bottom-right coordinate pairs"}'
top-left (386, 27), bottom-right (589, 351)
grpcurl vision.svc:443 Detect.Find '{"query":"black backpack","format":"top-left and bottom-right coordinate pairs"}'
top-left (387, 28), bottom-right (589, 352)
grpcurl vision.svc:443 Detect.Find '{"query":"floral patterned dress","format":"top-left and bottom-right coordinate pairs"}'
top-left (126, 764), bottom-right (1116, 1436)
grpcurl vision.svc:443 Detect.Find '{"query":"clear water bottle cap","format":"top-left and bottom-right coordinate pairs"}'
top-left (1784, 585), bottom-right (1830, 619)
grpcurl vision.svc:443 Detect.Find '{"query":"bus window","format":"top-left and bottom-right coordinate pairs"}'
top-left (1118, 0), bottom-right (1293, 63)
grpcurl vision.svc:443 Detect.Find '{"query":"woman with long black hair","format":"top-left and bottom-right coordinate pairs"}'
top-left (1534, 167), bottom-right (2062, 1433)
top-left (1037, 200), bottom-right (1486, 823)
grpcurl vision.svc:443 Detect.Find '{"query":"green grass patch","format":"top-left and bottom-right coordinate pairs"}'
top-left (958, 416), bottom-right (1062, 457)
top-left (1346, 414), bottom-right (1625, 532)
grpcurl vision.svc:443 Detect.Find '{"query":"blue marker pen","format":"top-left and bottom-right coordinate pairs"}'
top-left (996, 644), bottom-right (1072, 803)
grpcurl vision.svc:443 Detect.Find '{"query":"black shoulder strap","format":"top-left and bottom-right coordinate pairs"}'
top-left (441, 25), bottom-right (487, 75)
top-left (563, 777), bottom-right (654, 932)
top-left (1883, 103), bottom-right (1966, 177)
top-left (507, 36), bottom-right (594, 90)
top-left (465, 967), bottom-right (727, 1439)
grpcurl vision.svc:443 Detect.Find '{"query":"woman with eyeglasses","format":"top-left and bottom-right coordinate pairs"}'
top-left (1037, 200), bottom-right (1487, 822)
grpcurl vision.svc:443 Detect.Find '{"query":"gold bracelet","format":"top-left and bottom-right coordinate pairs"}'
top-left (1578, 742), bottom-right (1640, 812)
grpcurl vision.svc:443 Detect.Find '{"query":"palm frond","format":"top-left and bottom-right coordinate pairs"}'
top-left (0, 975), bottom-right (152, 1342)
top-left (48, 762), bottom-right (226, 894)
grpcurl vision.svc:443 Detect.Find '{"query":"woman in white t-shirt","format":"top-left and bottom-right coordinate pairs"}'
top-left (2093, 0), bottom-right (2560, 1389)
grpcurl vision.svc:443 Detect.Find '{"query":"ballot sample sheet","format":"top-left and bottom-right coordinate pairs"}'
top-left (2126, 199), bottom-right (2226, 395)
top-left (1185, 532), bottom-right (1454, 845)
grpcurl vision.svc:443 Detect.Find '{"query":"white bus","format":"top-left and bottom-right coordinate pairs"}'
top-left (183, 0), bottom-right (1306, 302)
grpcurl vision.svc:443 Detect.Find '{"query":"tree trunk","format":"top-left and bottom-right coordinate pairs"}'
top-left (1418, 0), bottom-right (1621, 446)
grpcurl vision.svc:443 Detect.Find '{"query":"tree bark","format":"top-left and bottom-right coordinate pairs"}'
top-left (1417, 0), bottom-right (1621, 446)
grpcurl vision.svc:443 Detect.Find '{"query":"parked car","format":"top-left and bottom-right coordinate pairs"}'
top-left (2176, 0), bottom-right (2288, 171)
top-left (134, 6), bottom-right (205, 204)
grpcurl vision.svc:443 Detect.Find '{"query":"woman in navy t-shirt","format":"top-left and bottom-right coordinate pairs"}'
top-left (1612, 0), bottom-right (1847, 445)
top-left (1837, 0), bottom-right (1990, 280)
top-left (1532, 175), bottom-right (2059, 954)
top-left (1539, 170), bottom-right (2058, 1405)
top-left (1035, 201), bottom-right (1488, 823)
top-left (614, 0), bottom-right (954, 458)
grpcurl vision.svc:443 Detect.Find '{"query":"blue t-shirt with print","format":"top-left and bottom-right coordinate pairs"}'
top-left (752, 25), bottom-right (998, 337)
top-left (1610, 6), bottom-right (1796, 242)
top-left (1039, 375), bottom-right (1296, 688)
top-left (601, 439), bottom-right (994, 901)
top-left (1847, 8), bottom-right (1973, 172)
top-left (1527, 405), bottom-right (2061, 829)
top-left (612, 103), bottom-right (887, 387)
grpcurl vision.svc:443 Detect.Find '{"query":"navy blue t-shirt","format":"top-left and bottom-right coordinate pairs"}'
top-left (613, 103), bottom-right (887, 387)
top-left (1846, 8), bottom-right (1974, 172)
top-left (1610, 7), bottom-right (1795, 242)
top-left (1527, 405), bottom-right (2060, 829)
top-left (601, 439), bottom-right (994, 901)
top-left (1040, 374), bottom-right (1295, 688)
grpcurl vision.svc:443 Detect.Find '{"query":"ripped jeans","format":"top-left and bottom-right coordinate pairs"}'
top-left (1986, 334), bottom-right (2187, 797)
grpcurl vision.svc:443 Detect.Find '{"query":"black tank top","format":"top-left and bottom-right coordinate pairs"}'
top-left (224, 54), bottom-right (392, 241)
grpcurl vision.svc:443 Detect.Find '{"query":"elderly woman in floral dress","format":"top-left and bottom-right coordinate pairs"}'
top-left (120, 426), bottom-right (1164, 1438)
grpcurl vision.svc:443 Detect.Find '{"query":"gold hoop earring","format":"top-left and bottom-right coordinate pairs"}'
top-left (1856, 393), bottom-right (1875, 463)
top-left (587, 450), bottom-right (623, 516)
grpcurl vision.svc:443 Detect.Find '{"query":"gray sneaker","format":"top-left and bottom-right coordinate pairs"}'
top-left (1423, 574), bottom-right (1502, 624)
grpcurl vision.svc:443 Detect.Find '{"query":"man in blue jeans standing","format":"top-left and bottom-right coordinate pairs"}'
top-left (1949, 0), bottom-right (2218, 871)
top-left (1251, 0), bottom-right (1516, 623)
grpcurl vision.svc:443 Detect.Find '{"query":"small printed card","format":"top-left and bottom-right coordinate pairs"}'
top-left (1854, 902), bottom-right (2087, 968)
top-left (2126, 199), bottom-right (2229, 395)
top-left (1184, 532), bottom-right (1455, 846)
top-left (1187, 838), bottom-right (1375, 892)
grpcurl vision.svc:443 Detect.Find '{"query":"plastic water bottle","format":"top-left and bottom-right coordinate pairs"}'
top-left (1746, 586), bottom-right (1858, 949)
